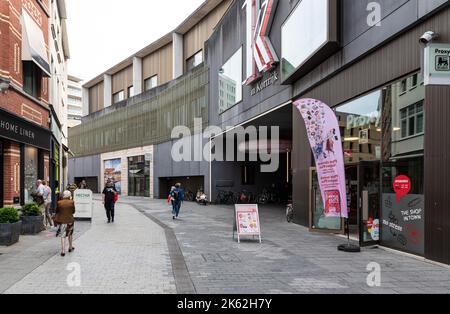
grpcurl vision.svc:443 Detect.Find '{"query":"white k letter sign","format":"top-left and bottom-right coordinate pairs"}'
top-left (242, 0), bottom-right (279, 85)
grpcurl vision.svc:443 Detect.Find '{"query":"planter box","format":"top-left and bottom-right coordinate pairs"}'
top-left (0, 221), bottom-right (22, 246)
top-left (21, 215), bottom-right (44, 235)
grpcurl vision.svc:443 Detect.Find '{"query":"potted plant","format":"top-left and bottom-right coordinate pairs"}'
top-left (20, 203), bottom-right (44, 235)
top-left (0, 207), bottom-right (21, 246)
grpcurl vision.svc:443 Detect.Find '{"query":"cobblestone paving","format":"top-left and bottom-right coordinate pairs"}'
top-left (125, 197), bottom-right (450, 294)
top-left (3, 201), bottom-right (176, 294)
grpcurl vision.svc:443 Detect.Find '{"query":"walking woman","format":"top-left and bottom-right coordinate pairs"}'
top-left (102, 180), bottom-right (117, 223)
top-left (54, 191), bottom-right (76, 257)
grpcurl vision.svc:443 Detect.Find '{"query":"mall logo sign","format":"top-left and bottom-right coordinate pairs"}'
top-left (242, 0), bottom-right (279, 85)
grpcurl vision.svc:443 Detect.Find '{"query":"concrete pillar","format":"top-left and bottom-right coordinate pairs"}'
top-left (133, 57), bottom-right (143, 95)
top-left (82, 87), bottom-right (89, 116)
top-left (104, 74), bottom-right (112, 108)
top-left (172, 32), bottom-right (184, 79)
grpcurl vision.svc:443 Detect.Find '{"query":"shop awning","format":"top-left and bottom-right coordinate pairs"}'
top-left (21, 11), bottom-right (51, 77)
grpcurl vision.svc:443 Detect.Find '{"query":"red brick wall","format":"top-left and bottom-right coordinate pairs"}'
top-left (0, 0), bottom-right (50, 115)
top-left (3, 141), bottom-right (21, 205)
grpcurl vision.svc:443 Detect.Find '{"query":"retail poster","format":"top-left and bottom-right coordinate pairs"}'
top-left (104, 159), bottom-right (122, 193)
top-left (294, 98), bottom-right (348, 218)
top-left (235, 205), bottom-right (261, 243)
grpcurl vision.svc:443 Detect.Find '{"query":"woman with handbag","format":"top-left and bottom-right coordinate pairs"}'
top-left (53, 191), bottom-right (76, 257)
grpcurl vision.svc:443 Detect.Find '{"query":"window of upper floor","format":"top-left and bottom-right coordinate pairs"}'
top-left (23, 61), bottom-right (42, 99)
top-left (113, 90), bottom-right (124, 104)
top-left (144, 75), bottom-right (158, 91)
top-left (186, 50), bottom-right (203, 72)
top-left (128, 86), bottom-right (135, 98)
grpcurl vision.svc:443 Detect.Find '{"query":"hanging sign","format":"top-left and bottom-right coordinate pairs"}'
top-left (424, 43), bottom-right (450, 85)
top-left (234, 204), bottom-right (261, 243)
top-left (294, 98), bottom-right (348, 218)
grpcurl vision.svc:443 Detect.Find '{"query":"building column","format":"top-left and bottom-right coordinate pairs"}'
top-left (133, 57), bottom-right (143, 95)
top-left (172, 32), bottom-right (184, 79)
top-left (82, 87), bottom-right (90, 116)
top-left (104, 74), bottom-right (112, 108)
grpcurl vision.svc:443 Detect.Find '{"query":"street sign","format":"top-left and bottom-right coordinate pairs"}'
top-left (424, 43), bottom-right (450, 85)
top-left (233, 204), bottom-right (262, 243)
top-left (74, 189), bottom-right (93, 220)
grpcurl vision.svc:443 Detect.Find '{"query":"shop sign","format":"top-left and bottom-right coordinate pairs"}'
top-left (294, 98), bottom-right (348, 218)
top-left (242, 0), bottom-right (279, 85)
top-left (0, 107), bottom-right (50, 150)
top-left (74, 189), bottom-right (93, 220)
top-left (250, 71), bottom-right (278, 96)
top-left (393, 175), bottom-right (411, 203)
top-left (424, 43), bottom-right (450, 85)
top-left (233, 204), bottom-right (262, 243)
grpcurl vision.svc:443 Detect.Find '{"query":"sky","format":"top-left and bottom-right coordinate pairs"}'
top-left (66, 0), bottom-right (205, 83)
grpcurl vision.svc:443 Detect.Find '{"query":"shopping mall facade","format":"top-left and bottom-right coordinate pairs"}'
top-left (68, 0), bottom-right (450, 265)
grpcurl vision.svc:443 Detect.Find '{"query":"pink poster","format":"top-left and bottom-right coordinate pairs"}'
top-left (294, 98), bottom-right (348, 218)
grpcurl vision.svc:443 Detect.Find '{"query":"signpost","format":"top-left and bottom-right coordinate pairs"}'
top-left (233, 204), bottom-right (261, 244)
top-left (74, 189), bottom-right (93, 221)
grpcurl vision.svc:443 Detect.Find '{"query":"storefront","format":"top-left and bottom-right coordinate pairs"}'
top-left (287, 0), bottom-right (450, 263)
top-left (0, 107), bottom-right (51, 207)
top-left (127, 155), bottom-right (151, 197)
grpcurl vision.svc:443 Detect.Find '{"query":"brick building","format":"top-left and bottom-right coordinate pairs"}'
top-left (0, 0), bottom-right (53, 207)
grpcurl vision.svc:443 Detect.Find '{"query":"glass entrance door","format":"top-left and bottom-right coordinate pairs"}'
top-left (358, 161), bottom-right (381, 246)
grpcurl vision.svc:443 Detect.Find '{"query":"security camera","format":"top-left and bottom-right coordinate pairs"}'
top-left (0, 82), bottom-right (10, 93)
top-left (420, 31), bottom-right (438, 44)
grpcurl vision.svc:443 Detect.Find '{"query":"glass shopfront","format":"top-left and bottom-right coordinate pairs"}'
top-left (310, 72), bottom-right (425, 253)
top-left (128, 155), bottom-right (150, 197)
top-left (218, 47), bottom-right (242, 113)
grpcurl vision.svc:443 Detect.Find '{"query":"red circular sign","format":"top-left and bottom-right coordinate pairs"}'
top-left (393, 175), bottom-right (411, 203)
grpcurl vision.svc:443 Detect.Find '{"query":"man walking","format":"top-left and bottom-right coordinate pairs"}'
top-left (42, 181), bottom-right (53, 227)
top-left (171, 183), bottom-right (184, 220)
top-left (102, 180), bottom-right (117, 223)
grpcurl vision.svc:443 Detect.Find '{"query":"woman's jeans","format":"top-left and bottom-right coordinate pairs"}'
top-left (105, 202), bottom-right (115, 221)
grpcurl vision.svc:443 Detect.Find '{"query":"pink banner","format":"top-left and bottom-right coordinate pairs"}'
top-left (294, 98), bottom-right (348, 218)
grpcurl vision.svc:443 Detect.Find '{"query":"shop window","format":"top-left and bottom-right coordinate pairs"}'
top-left (23, 62), bottom-right (42, 98)
top-left (24, 146), bottom-right (38, 203)
top-left (144, 75), bottom-right (158, 91)
top-left (113, 90), bottom-right (124, 104)
top-left (218, 47), bottom-right (242, 113)
top-left (186, 50), bottom-right (203, 72)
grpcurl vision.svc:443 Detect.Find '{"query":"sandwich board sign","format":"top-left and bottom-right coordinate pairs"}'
top-left (233, 204), bottom-right (262, 243)
top-left (74, 189), bottom-right (93, 220)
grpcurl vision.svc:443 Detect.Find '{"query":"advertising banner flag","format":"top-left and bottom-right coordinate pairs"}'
top-left (294, 98), bottom-right (348, 218)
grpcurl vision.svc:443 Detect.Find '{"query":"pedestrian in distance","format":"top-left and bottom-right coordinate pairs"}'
top-left (102, 180), bottom-right (118, 223)
top-left (171, 183), bottom-right (184, 220)
top-left (42, 181), bottom-right (53, 227)
top-left (168, 186), bottom-right (176, 215)
top-left (53, 191), bottom-right (75, 257)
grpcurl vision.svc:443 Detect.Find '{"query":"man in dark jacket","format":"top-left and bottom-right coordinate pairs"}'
top-left (102, 181), bottom-right (117, 223)
top-left (171, 183), bottom-right (184, 220)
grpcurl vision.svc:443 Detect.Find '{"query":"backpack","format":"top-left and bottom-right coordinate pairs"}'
top-left (172, 190), bottom-right (180, 202)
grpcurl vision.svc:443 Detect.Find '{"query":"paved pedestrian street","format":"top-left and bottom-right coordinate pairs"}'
top-left (1, 197), bottom-right (450, 294)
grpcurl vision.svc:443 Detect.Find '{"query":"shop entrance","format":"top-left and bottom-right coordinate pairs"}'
top-left (211, 104), bottom-right (293, 207)
top-left (310, 161), bottom-right (381, 246)
top-left (159, 176), bottom-right (205, 200)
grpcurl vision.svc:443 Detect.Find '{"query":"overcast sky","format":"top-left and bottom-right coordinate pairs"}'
top-left (66, 0), bottom-right (205, 83)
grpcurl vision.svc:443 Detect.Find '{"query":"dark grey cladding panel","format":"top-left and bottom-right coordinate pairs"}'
top-left (342, 0), bottom-right (410, 46)
top-left (418, 0), bottom-right (450, 17)
top-left (68, 155), bottom-right (101, 181)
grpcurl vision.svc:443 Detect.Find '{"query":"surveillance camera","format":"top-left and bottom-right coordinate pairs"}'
top-left (420, 31), bottom-right (438, 44)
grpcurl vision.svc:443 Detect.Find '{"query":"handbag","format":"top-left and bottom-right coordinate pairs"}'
top-left (114, 192), bottom-right (119, 203)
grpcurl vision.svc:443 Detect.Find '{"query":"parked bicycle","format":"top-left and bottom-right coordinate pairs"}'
top-left (216, 190), bottom-right (236, 205)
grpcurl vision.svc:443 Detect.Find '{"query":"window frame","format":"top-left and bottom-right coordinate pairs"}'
top-left (144, 75), bottom-right (158, 91)
top-left (113, 90), bottom-right (125, 104)
top-left (186, 50), bottom-right (203, 72)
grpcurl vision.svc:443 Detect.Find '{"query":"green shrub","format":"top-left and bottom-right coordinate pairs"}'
top-left (0, 207), bottom-right (20, 224)
top-left (21, 203), bottom-right (42, 216)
